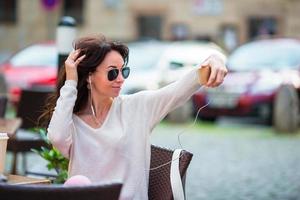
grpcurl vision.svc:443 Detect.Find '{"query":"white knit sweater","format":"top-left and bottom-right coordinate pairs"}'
top-left (47, 68), bottom-right (201, 200)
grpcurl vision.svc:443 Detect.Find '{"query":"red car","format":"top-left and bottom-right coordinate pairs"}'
top-left (0, 42), bottom-right (57, 104)
top-left (192, 38), bottom-right (300, 132)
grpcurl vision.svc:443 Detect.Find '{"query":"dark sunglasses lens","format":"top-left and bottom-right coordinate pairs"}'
top-left (107, 69), bottom-right (119, 81)
top-left (122, 67), bottom-right (130, 79)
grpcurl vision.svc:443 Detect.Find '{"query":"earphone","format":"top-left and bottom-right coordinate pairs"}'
top-left (147, 67), bottom-right (211, 170)
top-left (121, 98), bottom-right (211, 194)
top-left (89, 75), bottom-right (92, 84)
top-left (148, 99), bottom-right (210, 171)
top-left (88, 67), bottom-right (211, 170)
top-left (88, 74), bottom-right (100, 124)
top-left (77, 68), bottom-right (212, 195)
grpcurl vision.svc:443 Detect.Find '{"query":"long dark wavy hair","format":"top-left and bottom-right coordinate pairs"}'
top-left (39, 35), bottom-right (129, 127)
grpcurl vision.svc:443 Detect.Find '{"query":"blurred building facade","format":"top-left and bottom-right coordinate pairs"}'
top-left (0, 0), bottom-right (299, 53)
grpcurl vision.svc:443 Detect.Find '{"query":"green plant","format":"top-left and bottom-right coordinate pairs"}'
top-left (31, 128), bottom-right (69, 184)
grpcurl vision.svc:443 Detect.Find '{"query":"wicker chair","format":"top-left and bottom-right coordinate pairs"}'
top-left (3, 145), bottom-right (192, 200)
top-left (0, 183), bottom-right (122, 200)
top-left (7, 88), bottom-right (52, 174)
top-left (148, 145), bottom-right (193, 200)
top-left (0, 73), bottom-right (8, 117)
top-left (16, 87), bottom-right (53, 129)
top-left (0, 95), bottom-right (7, 117)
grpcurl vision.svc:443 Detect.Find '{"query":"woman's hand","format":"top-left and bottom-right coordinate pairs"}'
top-left (65, 50), bottom-right (86, 81)
top-left (200, 54), bottom-right (228, 87)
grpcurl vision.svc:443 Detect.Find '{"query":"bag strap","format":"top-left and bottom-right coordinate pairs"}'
top-left (170, 149), bottom-right (185, 200)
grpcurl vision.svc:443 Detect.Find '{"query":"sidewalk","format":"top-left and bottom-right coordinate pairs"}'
top-left (151, 121), bottom-right (300, 200)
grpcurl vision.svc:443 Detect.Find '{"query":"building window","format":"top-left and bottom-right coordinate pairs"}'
top-left (63, 0), bottom-right (84, 25)
top-left (220, 24), bottom-right (238, 52)
top-left (248, 17), bottom-right (278, 40)
top-left (104, 0), bottom-right (121, 9)
top-left (0, 0), bottom-right (17, 23)
top-left (171, 24), bottom-right (189, 41)
top-left (137, 15), bottom-right (162, 40)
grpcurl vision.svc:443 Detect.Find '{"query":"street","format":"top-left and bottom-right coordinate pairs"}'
top-left (151, 118), bottom-right (300, 200)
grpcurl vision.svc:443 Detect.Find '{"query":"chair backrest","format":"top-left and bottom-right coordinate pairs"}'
top-left (0, 73), bottom-right (8, 95)
top-left (0, 183), bottom-right (122, 200)
top-left (0, 95), bottom-right (7, 117)
top-left (0, 73), bottom-right (8, 117)
top-left (17, 87), bottom-right (53, 129)
top-left (148, 145), bottom-right (193, 200)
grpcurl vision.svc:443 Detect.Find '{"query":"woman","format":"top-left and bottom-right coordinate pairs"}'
top-left (45, 35), bottom-right (227, 200)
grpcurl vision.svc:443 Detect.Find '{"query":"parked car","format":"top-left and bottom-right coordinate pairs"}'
top-left (0, 42), bottom-right (57, 104)
top-left (158, 41), bottom-right (226, 122)
top-left (3, 41), bottom-right (167, 105)
top-left (0, 52), bottom-right (11, 64)
top-left (123, 40), bottom-right (226, 122)
top-left (121, 40), bottom-right (169, 94)
top-left (192, 38), bottom-right (300, 132)
top-left (157, 41), bottom-right (226, 86)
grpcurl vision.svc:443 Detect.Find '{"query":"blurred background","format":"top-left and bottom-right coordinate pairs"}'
top-left (0, 0), bottom-right (299, 53)
top-left (1, 0), bottom-right (300, 199)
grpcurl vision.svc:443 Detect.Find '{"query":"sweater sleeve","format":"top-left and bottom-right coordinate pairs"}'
top-left (136, 68), bottom-right (201, 131)
top-left (47, 80), bottom-right (78, 158)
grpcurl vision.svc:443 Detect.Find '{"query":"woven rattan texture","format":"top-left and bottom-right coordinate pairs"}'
top-left (0, 183), bottom-right (122, 200)
top-left (148, 145), bottom-right (193, 200)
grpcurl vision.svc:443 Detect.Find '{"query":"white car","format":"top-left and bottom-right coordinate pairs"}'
top-left (157, 41), bottom-right (227, 86)
top-left (122, 40), bottom-right (227, 122)
top-left (157, 41), bottom-right (227, 122)
top-left (121, 40), bottom-right (169, 94)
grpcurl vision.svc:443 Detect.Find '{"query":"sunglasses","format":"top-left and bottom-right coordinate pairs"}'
top-left (107, 67), bottom-right (130, 81)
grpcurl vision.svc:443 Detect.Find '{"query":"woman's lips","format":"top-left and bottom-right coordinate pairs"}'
top-left (112, 86), bottom-right (122, 92)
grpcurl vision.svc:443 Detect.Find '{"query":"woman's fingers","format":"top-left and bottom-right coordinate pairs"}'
top-left (64, 50), bottom-right (86, 81)
top-left (72, 50), bottom-right (81, 60)
top-left (211, 69), bottom-right (225, 87)
top-left (67, 50), bottom-right (78, 61)
top-left (75, 54), bottom-right (86, 66)
top-left (201, 54), bottom-right (228, 87)
top-left (208, 67), bottom-right (227, 87)
top-left (65, 50), bottom-right (84, 68)
top-left (206, 66), bottom-right (217, 86)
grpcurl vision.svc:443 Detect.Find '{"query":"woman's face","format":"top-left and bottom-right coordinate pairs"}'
top-left (90, 50), bottom-right (125, 98)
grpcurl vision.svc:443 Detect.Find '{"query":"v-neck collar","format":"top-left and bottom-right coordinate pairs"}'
top-left (74, 98), bottom-right (116, 131)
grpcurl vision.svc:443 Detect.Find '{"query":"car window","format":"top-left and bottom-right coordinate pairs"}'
top-left (169, 61), bottom-right (185, 69)
top-left (228, 40), bottom-right (300, 71)
top-left (10, 45), bottom-right (58, 67)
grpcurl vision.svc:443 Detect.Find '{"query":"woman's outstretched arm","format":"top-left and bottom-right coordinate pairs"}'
top-left (134, 54), bottom-right (227, 130)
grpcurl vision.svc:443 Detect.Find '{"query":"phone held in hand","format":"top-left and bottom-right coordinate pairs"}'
top-left (198, 66), bottom-right (211, 85)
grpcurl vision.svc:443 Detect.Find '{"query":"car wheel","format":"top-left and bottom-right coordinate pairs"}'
top-left (167, 100), bottom-right (193, 123)
top-left (273, 85), bottom-right (299, 133)
top-left (199, 116), bottom-right (217, 122)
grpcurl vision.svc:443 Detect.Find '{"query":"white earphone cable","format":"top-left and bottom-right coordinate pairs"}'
top-left (148, 100), bottom-right (210, 171)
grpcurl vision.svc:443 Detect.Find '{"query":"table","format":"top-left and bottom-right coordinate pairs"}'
top-left (5, 174), bottom-right (50, 185)
top-left (0, 118), bottom-right (23, 174)
top-left (1, 117), bottom-right (48, 174)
